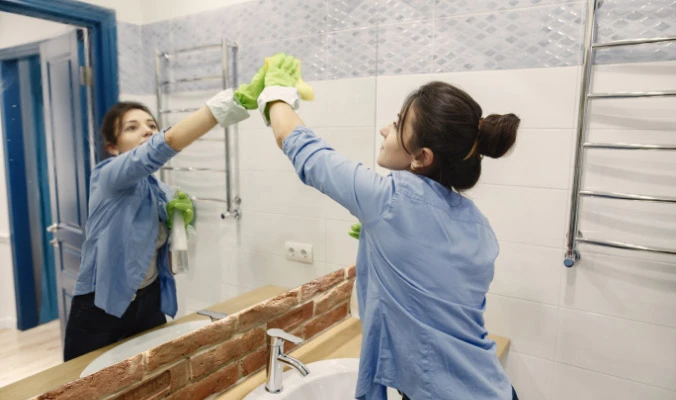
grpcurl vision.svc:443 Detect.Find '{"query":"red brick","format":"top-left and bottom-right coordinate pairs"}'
top-left (316, 280), bottom-right (354, 314)
top-left (166, 362), bottom-right (240, 400)
top-left (346, 265), bottom-right (356, 279)
top-left (300, 269), bottom-right (345, 300)
top-left (241, 347), bottom-right (269, 376)
top-left (190, 328), bottom-right (265, 379)
top-left (37, 354), bottom-right (144, 400)
top-left (116, 370), bottom-right (171, 400)
top-left (304, 302), bottom-right (349, 339)
top-left (146, 317), bottom-right (236, 372)
top-left (267, 302), bottom-right (314, 331)
top-left (192, 316), bottom-right (237, 347)
top-left (237, 290), bottom-right (299, 332)
top-left (166, 359), bottom-right (190, 393)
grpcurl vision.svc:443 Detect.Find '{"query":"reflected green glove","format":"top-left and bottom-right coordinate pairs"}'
top-left (348, 223), bottom-right (361, 240)
top-left (264, 53), bottom-right (313, 100)
top-left (166, 191), bottom-right (194, 231)
top-left (233, 64), bottom-right (266, 110)
top-left (264, 53), bottom-right (301, 88)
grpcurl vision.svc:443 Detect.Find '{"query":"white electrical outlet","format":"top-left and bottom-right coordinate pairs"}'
top-left (285, 241), bottom-right (313, 264)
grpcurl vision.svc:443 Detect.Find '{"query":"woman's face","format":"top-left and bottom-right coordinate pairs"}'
top-left (377, 107), bottom-right (416, 170)
top-left (106, 109), bottom-right (159, 155)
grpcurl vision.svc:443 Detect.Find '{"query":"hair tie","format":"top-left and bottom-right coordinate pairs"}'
top-left (462, 118), bottom-right (483, 161)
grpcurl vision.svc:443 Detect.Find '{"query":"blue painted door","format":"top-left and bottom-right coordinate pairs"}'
top-left (40, 30), bottom-right (90, 340)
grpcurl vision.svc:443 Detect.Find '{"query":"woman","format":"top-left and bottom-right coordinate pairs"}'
top-left (63, 67), bottom-right (269, 361)
top-left (258, 55), bottom-right (520, 399)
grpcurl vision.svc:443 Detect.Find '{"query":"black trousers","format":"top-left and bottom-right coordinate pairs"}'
top-left (63, 278), bottom-right (166, 361)
top-left (401, 386), bottom-right (519, 400)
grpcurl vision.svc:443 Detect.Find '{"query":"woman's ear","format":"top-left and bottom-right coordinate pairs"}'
top-left (106, 143), bottom-right (119, 156)
top-left (414, 147), bottom-right (434, 168)
top-left (410, 148), bottom-right (434, 172)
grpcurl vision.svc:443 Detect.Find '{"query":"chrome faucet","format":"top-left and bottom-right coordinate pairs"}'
top-left (265, 328), bottom-right (310, 393)
top-left (196, 310), bottom-right (228, 322)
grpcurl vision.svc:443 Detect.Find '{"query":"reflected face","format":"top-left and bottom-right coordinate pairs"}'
top-left (377, 108), bottom-right (416, 170)
top-left (106, 109), bottom-right (159, 155)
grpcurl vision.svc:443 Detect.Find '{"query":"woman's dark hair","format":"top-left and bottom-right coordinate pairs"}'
top-left (398, 81), bottom-right (520, 191)
top-left (100, 101), bottom-right (158, 149)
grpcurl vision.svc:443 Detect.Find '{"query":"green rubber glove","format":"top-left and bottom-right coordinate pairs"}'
top-left (233, 64), bottom-right (266, 110)
top-left (348, 223), bottom-right (361, 240)
top-left (264, 53), bottom-right (301, 88)
top-left (166, 191), bottom-right (194, 231)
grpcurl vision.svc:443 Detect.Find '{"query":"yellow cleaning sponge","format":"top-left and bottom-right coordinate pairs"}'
top-left (295, 76), bottom-right (314, 101)
top-left (263, 55), bottom-right (314, 101)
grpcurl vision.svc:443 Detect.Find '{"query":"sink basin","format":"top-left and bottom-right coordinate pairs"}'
top-left (244, 358), bottom-right (399, 400)
top-left (80, 320), bottom-right (210, 377)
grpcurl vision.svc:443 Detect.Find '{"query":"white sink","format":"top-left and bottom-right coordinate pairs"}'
top-left (80, 320), bottom-right (210, 377)
top-left (244, 358), bottom-right (399, 400)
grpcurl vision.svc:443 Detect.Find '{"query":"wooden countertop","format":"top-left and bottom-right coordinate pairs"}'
top-left (0, 285), bottom-right (289, 400)
top-left (217, 317), bottom-right (510, 399)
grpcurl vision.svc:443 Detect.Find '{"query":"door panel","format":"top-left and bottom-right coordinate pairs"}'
top-left (40, 29), bottom-right (90, 342)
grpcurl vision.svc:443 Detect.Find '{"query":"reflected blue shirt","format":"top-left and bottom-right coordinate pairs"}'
top-left (283, 127), bottom-right (512, 400)
top-left (74, 132), bottom-right (178, 318)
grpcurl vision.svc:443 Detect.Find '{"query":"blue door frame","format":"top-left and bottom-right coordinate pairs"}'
top-left (0, 0), bottom-right (119, 330)
top-left (0, 0), bottom-right (119, 152)
top-left (1, 60), bottom-right (39, 329)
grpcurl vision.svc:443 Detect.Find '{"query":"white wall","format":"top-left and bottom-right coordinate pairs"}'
top-left (78, 0), bottom-right (144, 24)
top-left (79, 0), bottom-right (254, 24)
top-left (0, 12), bottom-right (73, 49)
top-left (140, 0), bottom-right (253, 24)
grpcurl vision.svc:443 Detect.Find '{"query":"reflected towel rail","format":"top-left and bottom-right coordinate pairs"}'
top-left (156, 40), bottom-right (241, 219)
top-left (162, 43), bottom-right (223, 56)
top-left (161, 75), bottom-right (222, 85)
top-left (159, 107), bottom-right (200, 114)
top-left (161, 166), bottom-right (226, 173)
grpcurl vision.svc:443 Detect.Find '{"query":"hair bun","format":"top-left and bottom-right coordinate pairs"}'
top-left (477, 113), bottom-right (520, 158)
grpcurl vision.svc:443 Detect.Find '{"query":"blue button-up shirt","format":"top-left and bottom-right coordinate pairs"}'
top-left (74, 132), bottom-right (178, 318)
top-left (284, 127), bottom-right (512, 400)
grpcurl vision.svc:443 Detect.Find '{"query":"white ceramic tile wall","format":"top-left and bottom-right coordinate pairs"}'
top-left (468, 184), bottom-right (569, 249)
top-left (552, 362), bottom-right (676, 400)
top-left (561, 251), bottom-right (676, 328)
top-left (490, 242), bottom-right (564, 306)
top-left (503, 351), bottom-right (555, 400)
top-left (484, 294), bottom-right (560, 359)
top-left (556, 308), bottom-right (676, 391)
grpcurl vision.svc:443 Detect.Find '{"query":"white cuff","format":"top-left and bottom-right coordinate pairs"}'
top-left (206, 88), bottom-right (250, 128)
top-left (257, 86), bottom-right (300, 126)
